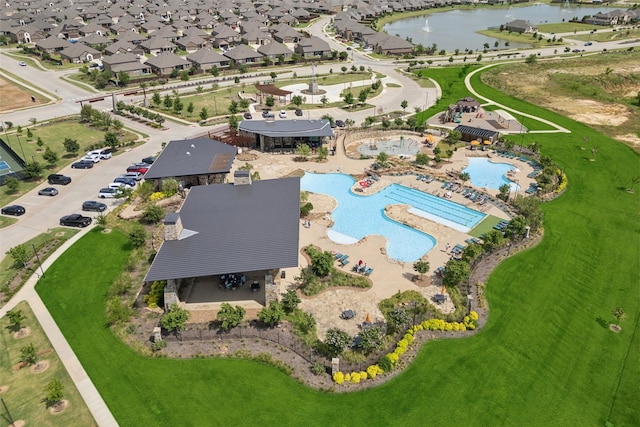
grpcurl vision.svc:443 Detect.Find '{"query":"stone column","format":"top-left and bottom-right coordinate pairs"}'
top-left (164, 279), bottom-right (179, 311)
top-left (264, 273), bottom-right (277, 306)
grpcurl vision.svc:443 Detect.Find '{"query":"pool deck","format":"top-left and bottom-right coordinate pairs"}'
top-left (227, 136), bottom-right (536, 338)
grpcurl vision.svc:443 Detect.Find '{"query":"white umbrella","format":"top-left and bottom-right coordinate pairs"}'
top-left (512, 168), bottom-right (520, 173)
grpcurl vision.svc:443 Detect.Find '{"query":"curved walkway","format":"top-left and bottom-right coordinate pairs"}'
top-left (464, 62), bottom-right (571, 134)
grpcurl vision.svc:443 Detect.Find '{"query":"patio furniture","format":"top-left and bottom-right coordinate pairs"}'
top-left (433, 294), bottom-right (447, 304)
top-left (341, 309), bottom-right (356, 319)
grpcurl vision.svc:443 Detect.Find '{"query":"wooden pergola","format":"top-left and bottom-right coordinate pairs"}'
top-left (254, 84), bottom-right (292, 104)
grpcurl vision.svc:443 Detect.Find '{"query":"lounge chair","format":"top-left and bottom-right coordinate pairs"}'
top-left (364, 268), bottom-right (373, 276)
top-left (416, 174), bottom-right (424, 181)
top-left (335, 252), bottom-right (343, 259)
top-left (341, 259), bottom-right (350, 267)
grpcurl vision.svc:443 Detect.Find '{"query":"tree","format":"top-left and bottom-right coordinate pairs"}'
top-left (443, 259), bottom-right (471, 287)
top-left (163, 94), bottom-right (173, 109)
top-left (341, 66), bottom-right (347, 73)
top-left (161, 303), bottom-right (190, 337)
top-left (210, 65), bottom-right (219, 77)
top-left (5, 176), bottom-right (19, 193)
top-left (257, 301), bottom-right (285, 327)
top-left (387, 307), bottom-right (411, 333)
top-left (270, 71), bottom-right (277, 81)
top-left (320, 95), bottom-right (328, 106)
top-left (497, 183), bottom-right (511, 201)
top-left (413, 260), bottom-right (430, 279)
top-left (358, 89), bottom-right (369, 106)
top-left (141, 204), bottom-right (164, 224)
top-left (104, 131), bottom-right (119, 149)
top-left (228, 100), bottom-right (239, 115)
top-left (7, 309), bottom-right (26, 331)
top-left (459, 172), bottom-right (470, 184)
top-left (612, 306), bottom-right (625, 326)
top-left (186, 102), bottom-right (194, 115)
top-left (356, 324), bottom-right (384, 353)
top-left (400, 99), bottom-right (408, 116)
top-left (339, 51), bottom-right (348, 61)
top-left (44, 378), bottom-right (65, 408)
top-left (343, 91), bottom-right (355, 109)
top-left (324, 328), bottom-right (351, 357)
top-left (376, 151), bottom-right (389, 168)
top-left (505, 215), bottom-right (528, 240)
top-left (23, 161), bottom-right (43, 180)
top-left (525, 54), bottom-right (537, 65)
top-left (173, 97), bottom-right (183, 114)
top-left (310, 249), bottom-right (334, 277)
top-left (7, 244), bottom-right (30, 268)
top-left (445, 130), bottom-right (462, 144)
top-left (291, 95), bottom-right (304, 108)
top-left (26, 128), bottom-right (33, 139)
top-left (216, 303), bottom-right (245, 331)
top-left (117, 71), bottom-right (130, 87)
top-left (228, 114), bottom-right (240, 131)
top-left (29, 117), bottom-right (37, 127)
top-left (265, 96), bottom-right (275, 108)
top-left (482, 230), bottom-right (506, 253)
top-left (180, 70), bottom-right (190, 81)
top-left (42, 146), bottom-right (58, 166)
top-left (406, 116), bottom-right (417, 130)
top-left (128, 224), bottom-right (146, 248)
top-left (20, 343), bottom-right (38, 365)
top-left (199, 107), bottom-right (209, 121)
top-left (381, 118), bottom-right (390, 130)
top-left (239, 99), bottom-right (250, 110)
top-left (415, 153), bottom-right (430, 165)
top-left (281, 289), bottom-right (301, 314)
top-left (394, 117), bottom-right (404, 128)
top-left (296, 143), bottom-right (312, 160)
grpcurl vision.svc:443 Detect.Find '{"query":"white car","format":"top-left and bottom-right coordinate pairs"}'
top-left (279, 110), bottom-right (287, 118)
top-left (98, 187), bottom-right (117, 198)
top-left (108, 182), bottom-right (132, 190)
top-left (87, 148), bottom-right (112, 160)
top-left (119, 172), bottom-right (142, 181)
top-left (82, 154), bottom-right (101, 163)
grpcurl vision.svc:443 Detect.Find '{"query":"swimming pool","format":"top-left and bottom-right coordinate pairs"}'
top-left (300, 173), bottom-right (486, 262)
top-left (462, 158), bottom-right (520, 192)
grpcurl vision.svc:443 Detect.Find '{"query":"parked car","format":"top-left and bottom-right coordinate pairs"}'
top-left (82, 201), bottom-right (107, 212)
top-left (119, 172), bottom-right (142, 181)
top-left (113, 177), bottom-right (136, 187)
top-left (108, 182), bottom-right (132, 190)
top-left (1, 205), bottom-right (25, 216)
top-left (47, 174), bottom-right (72, 185)
top-left (87, 148), bottom-right (112, 160)
top-left (335, 119), bottom-right (346, 128)
top-left (279, 110), bottom-right (287, 118)
top-left (572, 49), bottom-right (582, 53)
top-left (295, 108), bottom-right (303, 117)
top-left (584, 42), bottom-right (593, 46)
top-left (141, 156), bottom-right (155, 165)
top-left (99, 187), bottom-right (118, 198)
top-left (243, 112), bottom-right (252, 119)
top-left (262, 110), bottom-right (274, 118)
top-left (38, 187), bottom-right (59, 196)
top-left (82, 153), bottom-right (101, 163)
top-left (19, 61), bottom-right (27, 66)
top-left (71, 160), bottom-right (94, 169)
top-left (127, 165), bottom-right (149, 174)
top-left (60, 213), bottom-right (92, 228)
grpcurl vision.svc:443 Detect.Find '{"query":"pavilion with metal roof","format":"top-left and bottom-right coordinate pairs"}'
top-left (238, 119), bottom-right (334, 151)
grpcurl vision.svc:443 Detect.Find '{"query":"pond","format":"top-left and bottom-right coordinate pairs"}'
top-left (383, 5), bottom-right (618, 52)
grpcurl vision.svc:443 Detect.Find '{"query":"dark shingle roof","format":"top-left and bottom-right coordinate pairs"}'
top-left (144, 177), bottom-right (301, 281)
top-left (454, 125), bottom-right (499, 139)
top-left (144, 138), bottom-right (237, 179)
top-left (239, 119), bottom-right (334, 138)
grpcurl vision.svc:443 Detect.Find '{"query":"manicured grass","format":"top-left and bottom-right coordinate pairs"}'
top-left (36, 67), bottom-right (639, 426)
top-left (569, 28), bottom-right (640, 42)
top-left (0, 301), bottom-right (96, 426)
top-left (537, 22), bottom-right (604, 34)
top-left (469, 214), bottom-right (503, 239)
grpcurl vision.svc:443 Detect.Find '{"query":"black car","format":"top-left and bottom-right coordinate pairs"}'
top-left (243, 112), bottom-right (252, 119)
top-left (82, 201), bottom-right (107, 212)
top-left (295, 108), bottom-right (303, 116)
top-left (1, 205), bottom-right (26, 216)
top-left (72, 160), bottom-right (95, 169)
top-left (141, 156), bottom-right (155, 165)
top-left (335, 119), bottom-right (346, 128)
top-left (60, 214), bottom-right (92, 227)
top-left (48, 174), bottom-right (72, 185)
top-left (262, 110), bottom-right (274, 118)
top-left (38, 187), bottom-right (59, 196)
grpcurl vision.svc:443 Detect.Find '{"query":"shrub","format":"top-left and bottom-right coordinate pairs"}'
top-left (149, 192), bottom-right (165, 202)
top-left (128, 224), bottom-right (147, 248)
top-left (300, 202), bottom-right (313, 216)
top-left (366, 364), bottom-right (382, 379)
top-left (311, 361), bottom-right (326, 375)
top-left (144, 280), bottom-right (166, 308)
top-left (333, 371), bottom-right (345, 384)
top-left (141, 204), bottom-right (164, 224)
top-left (378, 355), bottom-right (393, 372)
top-left (350, 372), bottom-right (361, 383)
top-left (162, 178), bottom-right (179, 196)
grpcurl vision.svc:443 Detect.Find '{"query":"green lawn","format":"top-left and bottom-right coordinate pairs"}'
top-left (0, 301), bottom-right (96, 426)
top-left (35, 62), bottom-right (640, 426)
top-left (537, 22), bottom-right (603, 34)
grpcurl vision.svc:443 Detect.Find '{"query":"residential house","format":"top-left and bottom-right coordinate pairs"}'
top-left (294, 36), bottom-right (331, 59)
top-left (223, 44), bottom-right (264, 64)
top-left (145, 52), bottom-right (190, 75)
top-left (35, 36), bottom-right (71, 54)
top-left (102, 52), bottom-right (151, 76)
top-left (175, 34), bottom-right (207, 53)
top-left (374, 34), bottom-right (413, 55)
top-left (211, 24), bottom-right (242, 50)
top-left (104, 40), bottom-right (145, 56)
top-left (140, 36), bottom-right (177, 56)
top-left (186, 48), bottom-right (230, 71)
top-left (257, 41), bottom-right (293, 62)
top-left (505, 19), bottom-right (538, 34)
top-left (59, 43), bottom-right (101, 63)
top-left (242, 28), bottom-right (272, 46)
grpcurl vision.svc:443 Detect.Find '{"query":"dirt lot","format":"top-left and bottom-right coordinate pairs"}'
top-left (481, 53), bottom-right (640, 150)
top-left (0, 76), bottom-right (45, 113)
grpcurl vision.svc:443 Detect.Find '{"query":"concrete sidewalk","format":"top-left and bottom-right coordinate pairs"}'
top-left (0, 227), bottom-right (119, 427)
